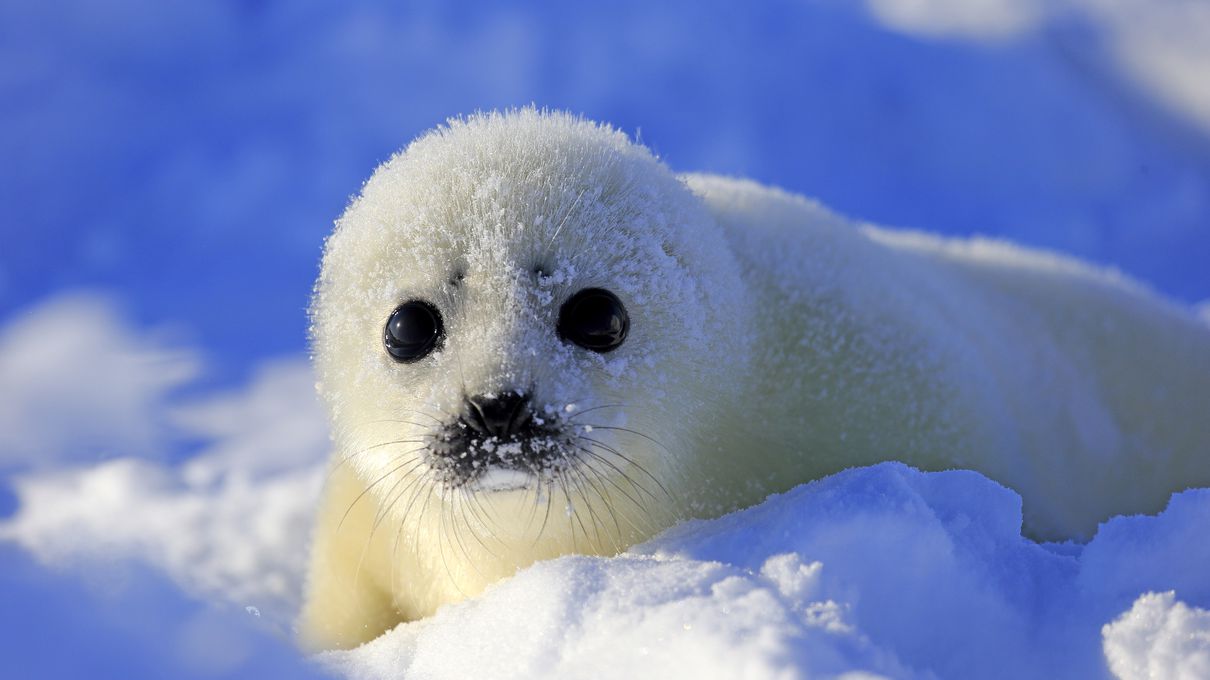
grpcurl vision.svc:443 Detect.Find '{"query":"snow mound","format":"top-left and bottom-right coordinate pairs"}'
top-left (0, 456), bottom-right (322, 628)
top-left (0, 353), bottom-right (328, 629)
top-left (319, 463), bottom-right (1210, 680)
top-left (1103, 592), bottom-right (1210, 680)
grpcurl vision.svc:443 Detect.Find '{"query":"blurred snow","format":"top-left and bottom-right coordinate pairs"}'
top-left (0, 300), bottom-right (327, 625)
top-left (863, 0), bottom-right (1047, 40)
top-left (859, 0), bottom-right (1210, 136)
top-left (0, 292), bottom-right (329, 677)
top-left (0, 292), bottom-right (197, 468)
top-left (1075, 0), bottom-right (1210, 136)
top-left (1103, 592), bottom-right (1210, 680)
top-left (3, 0), bottom-right (1210, 677)
top-left (1, 452), bottom-right (323, 629)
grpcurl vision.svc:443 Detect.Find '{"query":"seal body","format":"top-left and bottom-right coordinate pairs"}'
top-left (298, 110), bottom-right (1210, 651)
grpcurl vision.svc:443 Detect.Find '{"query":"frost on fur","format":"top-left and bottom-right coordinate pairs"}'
top-left (300, 109), bottom-right (1210, 651)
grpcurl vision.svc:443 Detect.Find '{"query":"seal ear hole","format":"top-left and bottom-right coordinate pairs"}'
top-left (448, 270), bottom-right (466, 287)
top-left (533, 265), bottom-right (550, 279)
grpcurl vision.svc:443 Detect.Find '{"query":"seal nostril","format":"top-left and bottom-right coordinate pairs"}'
top-left (465, 391), bottom-right (531, 437)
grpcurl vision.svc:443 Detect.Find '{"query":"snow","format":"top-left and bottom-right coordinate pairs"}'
top-left (3, 296), bottom-right (1206, 678)
top-left (1103, 592), bottom-right (1210, 680)
top-left (859, 0), bottom-right (1210, 135)
top-left (0, 292), bottom-right (197, 468)
top-left (0, 294), bottom-right (327, 631)
top-left (863, 0), bottom-right (1047, 40)
top-left (12, 444), bottom-right (1205, 680)
top-left (3, 1), bottom-right (1210, 677)
top-left (312, 464), bottom-right (1210, 680)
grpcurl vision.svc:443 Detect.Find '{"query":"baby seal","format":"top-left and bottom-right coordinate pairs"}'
top-left (298, 109), bottom-right (1210, 651)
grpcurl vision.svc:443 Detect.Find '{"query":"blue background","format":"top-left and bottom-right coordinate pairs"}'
top-left (1, 1), bottom-right (1207, 677)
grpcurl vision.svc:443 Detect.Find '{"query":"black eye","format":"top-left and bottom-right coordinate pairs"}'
top-left (558, 288), bottom-right (629, 353)
top-left (384, 300), bottom-right (443, 363)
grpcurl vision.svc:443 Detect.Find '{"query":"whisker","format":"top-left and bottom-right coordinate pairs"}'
top-left (327, 438), bottom-right (428, 479)
top-left (580, 458), bottom-right (654, 538)
top-left (523, 469), bottom-right (546, 533)
top-left (442, 493), bottom-right (480, 590)
top-left (534, 475), bottom-right (556, 545)
top-left (405, 485), bottom-right (436, 569)
top-left (558, 475), bottom-right (590, 551)
top-left (345, 417), bottom-right (439, 432)
top-left (337, 448), bottom-right (427, 532)
top-left (565, 403), bottom-right (626, 421)
top-left (348, 455), bottom-right (425, 594)
top-left (574, 444), bottom-right (655, 510)
top-left (457, 487), bottom-right (500, 557)
top-left (392, 479), bottom-right (431, 567)
top-left (564, 470), bottom-right (608, 548)
top-left (581, 435), bottom-right (673, 501)
top-left (370, 460), bottom-right (430, 533)
top-left (437, 493), bottom-right (461, 594)
top-left (567, 464), bottom-right (622, 550)
top-left (579, 424), bottom-right (671, 456)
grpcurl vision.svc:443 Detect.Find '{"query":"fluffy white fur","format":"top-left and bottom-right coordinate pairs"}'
top-left (299, 109), bottom-right (1210, 651)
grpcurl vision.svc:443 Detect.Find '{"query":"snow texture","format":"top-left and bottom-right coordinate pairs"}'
top-left (1103, 592), bottom-right (1210, 680)
top-left (5, 315), bottom-right (1208, 679)
top-left (0, 292), bottom-right (1208, 677)
top-left (0, 298), bottom-right (328, 628)
top-left (311, 464), bottom-right (1210, 680)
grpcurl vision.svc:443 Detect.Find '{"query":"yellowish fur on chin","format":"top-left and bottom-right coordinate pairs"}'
top-left (298, 462), bottom-right (673, 652)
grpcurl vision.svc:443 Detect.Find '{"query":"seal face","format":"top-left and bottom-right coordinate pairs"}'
top-left (298, 109), bottom-right (1210, 653)
top-left (300, 109), bottom-right (754, 652)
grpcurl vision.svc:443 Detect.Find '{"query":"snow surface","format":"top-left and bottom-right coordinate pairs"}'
top-left (4, 1), bottom-right (1210, 675)
top-left (2, 292), bottom-right (1208, 679)
top-left (1103, 592), bottom-right (1210, 680)
top-left (313, 464), bottom-right (1210, 680)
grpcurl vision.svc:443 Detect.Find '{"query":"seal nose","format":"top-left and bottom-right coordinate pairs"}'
top-left (465, 391), bottom-right (532, 438)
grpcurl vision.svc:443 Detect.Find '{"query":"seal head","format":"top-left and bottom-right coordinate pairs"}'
top-left (309, 109), bottom-right (752, 598)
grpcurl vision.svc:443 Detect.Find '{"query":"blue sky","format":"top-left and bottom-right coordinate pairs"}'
top-left (1, 0), bottom-right (1208, 677)
top-left (4, 0), bottom-right (1208, 382)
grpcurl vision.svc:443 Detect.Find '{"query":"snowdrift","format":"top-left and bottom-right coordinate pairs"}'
top-left (6, 451), bottom-right (1208, 679)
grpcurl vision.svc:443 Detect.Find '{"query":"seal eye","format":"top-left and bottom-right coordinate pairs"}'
top-left (558, 288), bottom-right (629, 353)
top-left (384, 300), bottom-right (443, 363)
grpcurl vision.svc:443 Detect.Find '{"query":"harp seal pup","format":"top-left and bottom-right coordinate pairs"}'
top-left (298, 109), bottom-right (1210, 651)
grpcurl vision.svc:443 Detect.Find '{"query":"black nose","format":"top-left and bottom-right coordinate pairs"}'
top-left (465, 391), bottom-right (532, 438)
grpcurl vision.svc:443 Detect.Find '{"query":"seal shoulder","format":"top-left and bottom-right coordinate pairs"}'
top-left (684, 172), bottom-right (1210, 539)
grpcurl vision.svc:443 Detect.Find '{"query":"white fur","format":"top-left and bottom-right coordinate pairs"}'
top-left (299, 109), bottom-right (1210, 651)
